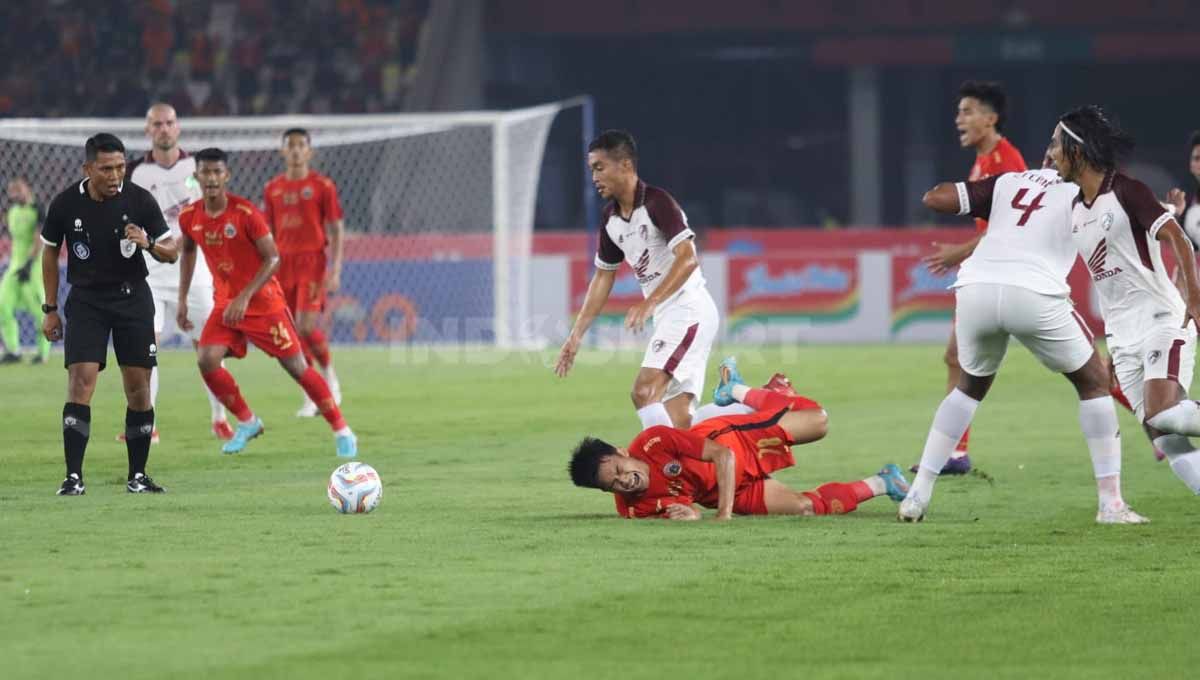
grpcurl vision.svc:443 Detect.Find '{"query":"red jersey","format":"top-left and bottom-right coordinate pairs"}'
top-left (968, 136), bottom-right (1027, 231)
top-left (613, 417), bottom-right (796, 519)
top-left (179, 194), bottom-right (288, 316)
top-left (263, 171), bottom-right (343, 255)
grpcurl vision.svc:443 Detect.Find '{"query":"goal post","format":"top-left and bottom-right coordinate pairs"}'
top-left (0, 98), bottom-right (592, 349)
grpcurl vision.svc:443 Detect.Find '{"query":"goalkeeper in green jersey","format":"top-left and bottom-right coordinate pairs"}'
top-left (0, 177), bottom-right (50, 363)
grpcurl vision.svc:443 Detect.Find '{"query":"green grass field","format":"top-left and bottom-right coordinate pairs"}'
top-left (3, 343), bottom-right (1199, 679)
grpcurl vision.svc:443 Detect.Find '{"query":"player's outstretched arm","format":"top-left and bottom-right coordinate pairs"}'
top-left (922, 182), bottom-right (963, 214)
top-left (555, 268), bottom-right (616, 377)
top-left (699, 438), bottom-right (736, 520)
top-left (1158, 220), bottom-right (1200, 331)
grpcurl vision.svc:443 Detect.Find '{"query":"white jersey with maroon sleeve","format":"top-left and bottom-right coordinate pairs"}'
top-left (952, 169), bottom-right (1079, 297)
top-left (1070, 172), bottom-right (1183, 347)
top-left (594, 181), bottom-right (706, 307)
top-left (128, 150), bottom-right (213, 295)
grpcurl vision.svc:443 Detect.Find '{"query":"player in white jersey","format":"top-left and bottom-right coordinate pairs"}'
top-left (1049, 105), bottom-right (1200, 497)
top-left (126, 103), bottom-right (232, 441)
top-left (555, 130), bottom-right (719, 430)
top-left (899, 165), bottom-right (1146, 524)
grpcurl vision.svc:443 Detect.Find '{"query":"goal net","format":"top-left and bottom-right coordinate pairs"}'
top-left (0, 101), bottom-right (580, 349)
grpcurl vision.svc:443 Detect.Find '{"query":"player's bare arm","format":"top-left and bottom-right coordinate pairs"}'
top-left (224, 234), bottom-right (281, 325)
top-left (1157, 220), bottom-right (1200, 331)
top-left (921, 182), bottom-right (983, 274)
top-left (326, 218), bottom-right (345, 292)
top-left (555, 267), bottom-right (616, 378)
top-left (699, 437), bottom-right (736, 520)
top-left (176, 236), bottom-right (198, 331)
top-left (40, 241), bottom-right (61, 341)
top-left (625, 239), bottom-right (699, 333)
top-left (125, 224), bottom-right (178, 263)
top-left (17, 229), bottom-right (41, 282)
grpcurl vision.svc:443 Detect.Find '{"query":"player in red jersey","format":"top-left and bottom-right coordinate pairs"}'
top-left (177, 148), bottom-right (358, 458)
top-left (263, 128), bottom-right (346, 418)
top-left (916, 80), bottom-right (1027, 476)
top-left (569, 363), bottom-right (910, 520)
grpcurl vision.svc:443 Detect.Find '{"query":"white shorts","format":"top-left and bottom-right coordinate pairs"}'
top-left (151, 284), bottom-right (215, 343)
top-left (1111, 325), bottom-right (1197, 421)
top-left (954, 283), bottom-right (1095, 377)
top-left (641, 288), bottom-right (720, 409)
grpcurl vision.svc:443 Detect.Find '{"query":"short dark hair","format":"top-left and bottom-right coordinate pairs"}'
top-left (1057, 105), bottom-right (1135, 173)
top-left (85, 133), bottom-right (125, 161)
top-left (587, 130), bottom-right (638, 168)
top-left (1189, 130), bottom-right (1200, 152)
top-left (195, 147), bottom-right (229, 165)
top-left (959, 80), bottom-right (1008, 133)
top-left (568, 437), bottom-right (617, 489)
top-left (282, 127), bottom-right (311, 143)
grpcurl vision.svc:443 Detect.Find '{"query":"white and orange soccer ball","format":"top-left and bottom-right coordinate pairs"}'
top-left (328, 462), bottom-right (382, 514)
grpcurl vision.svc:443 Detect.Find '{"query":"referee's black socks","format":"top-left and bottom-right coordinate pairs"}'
top-left (125, 408), bottom-right (154, 481)
top-left (62, 402), bottom-right (90, 478)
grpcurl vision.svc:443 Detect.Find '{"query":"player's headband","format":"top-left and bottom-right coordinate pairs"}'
top-left (1058, 122), bottom-right (1084, 144)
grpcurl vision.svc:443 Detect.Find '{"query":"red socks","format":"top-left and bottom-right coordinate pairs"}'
top-left (298, 367), bottom-right (347, 430)
top-left (742, 388), bottom-right (821, 413)
top-left (201, 368), bottom-right (253, 422)
top-left (302, 329), bottom-right (332, 369)
top-left (1111, 383), bottom-right (1134, 413)
top-left (802, 482), bottom-right (867, 515)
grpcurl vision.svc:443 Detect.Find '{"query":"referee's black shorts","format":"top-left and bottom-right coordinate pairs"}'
top-left (63, 280), bottom-right (157, 371)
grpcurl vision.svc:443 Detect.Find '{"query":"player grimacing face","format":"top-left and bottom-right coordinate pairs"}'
top-left (955, 97), bottom-right (997, 149)
top-left (595, 451), bottom-right (650, 494)
top-left (281, 134), bottom-right (313, 168)
top-left (195, 160), bottom-right (231, 199)
top-left (588, 150), bottom-right (633, 201)
top-left (145, 107), bottom-right (180, 151)
top-left (84, 152), bottom-right (126, 198)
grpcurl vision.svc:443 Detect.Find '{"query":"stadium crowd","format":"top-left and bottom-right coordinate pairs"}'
top-left (0, 0), bottom-right (428, 118)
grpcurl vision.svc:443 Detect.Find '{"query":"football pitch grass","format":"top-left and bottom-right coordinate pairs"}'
top-left (3, 343), bottom-right (1199, 679)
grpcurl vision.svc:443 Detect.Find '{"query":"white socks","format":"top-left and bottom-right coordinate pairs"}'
top-left (1078, 397), bottom-right (1124, 509)
top-left (693, 402), bottom-right (754, 424)
top-left (910, 389), bottom-right (980, 501)
top-left (1153, 434), bottom-right (1200, 494)
top-left (1145, 400), bottom-right (1200, 436)
top-left (149, 365), bottom-right (159, 407)
top-left (636, 402), bottom-right (674, 430)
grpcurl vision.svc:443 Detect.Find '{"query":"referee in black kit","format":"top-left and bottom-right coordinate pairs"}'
top-left (40, 133), bottom-right (179, 495)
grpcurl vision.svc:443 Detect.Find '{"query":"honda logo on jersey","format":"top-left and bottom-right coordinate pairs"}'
top-left (1088, 238), bottom-right (1123, 281)
top-left (633, 249), bottom-right (661, 286)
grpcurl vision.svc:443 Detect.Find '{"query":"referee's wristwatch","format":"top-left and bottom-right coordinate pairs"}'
top-left (41, 303), bottom-right (57, 314)
top-left (144, 233), bottom-right (156, 250)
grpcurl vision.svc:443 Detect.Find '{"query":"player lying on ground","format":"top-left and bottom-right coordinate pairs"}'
top-left (177, 147), bottom-right (357, 457)
top-left (569, 361), bottom-right (910, 520)
top-left (1049, 106), bottom-right (1200, 496)
top-left (900, 157), bottom-right (1146, 525)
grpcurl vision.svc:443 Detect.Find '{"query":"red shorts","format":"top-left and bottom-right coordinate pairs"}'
top-left (278, 251), bottom-right (327, 313)
top-left (200, 308), bottom-right (304, 360)
top-left (692, 407), bottom-right (815, 515)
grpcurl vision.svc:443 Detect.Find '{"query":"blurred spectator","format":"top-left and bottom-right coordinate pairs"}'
top-left (0, 0), bottom-right (428, 118)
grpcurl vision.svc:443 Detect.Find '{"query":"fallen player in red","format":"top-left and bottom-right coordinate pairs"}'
top-left (568, 357), bottom-right (909, 520)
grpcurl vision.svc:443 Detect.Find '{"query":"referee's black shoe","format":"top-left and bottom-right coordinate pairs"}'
top-left (57, 474), bottom-right (85, 496)
top-left (127, 473), bottom-right (166, 494)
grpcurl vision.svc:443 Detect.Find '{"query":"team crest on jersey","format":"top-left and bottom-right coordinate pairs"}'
top-left (652, 339), bottom-right (666, 353)
top-left (1148, 350), bottom-right (1162, 365)
top-left (224, 223), bottom-right (237, 238)
top-left (663, 460), bottom-right (683, 477)
top-left (73, 242), bottom-right (90, 260)
top-left (301, 186), bottom-right (314, 200)
top-left (1102, 212), bottom-right (1114, 231)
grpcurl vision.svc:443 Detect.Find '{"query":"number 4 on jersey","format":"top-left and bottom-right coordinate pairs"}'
top-left (1011, 188), bottom-right (1046, 226)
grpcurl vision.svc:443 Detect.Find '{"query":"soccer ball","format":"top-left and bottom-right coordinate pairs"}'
top-left (327, 462), bottom-right (382, 514)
